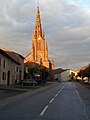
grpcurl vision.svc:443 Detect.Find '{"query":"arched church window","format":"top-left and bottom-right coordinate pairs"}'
top-left (38, 42), bottom-right (41, 50)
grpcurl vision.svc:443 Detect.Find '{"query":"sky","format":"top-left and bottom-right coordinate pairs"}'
top-left (0, 0), bottom-right (90, 70)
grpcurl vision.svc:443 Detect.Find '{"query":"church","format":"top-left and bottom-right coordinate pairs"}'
top-left (24, 3), bottom-right (54, 71)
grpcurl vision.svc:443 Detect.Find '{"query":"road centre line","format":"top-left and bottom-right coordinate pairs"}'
top-left (40, 105), bottom-right (48, 116)
top-left (76, 90), bottom-right (79, 96)
top-left (59, 84), bottom-right (66, 92)
top-left (49, 98), bottom-right (55, 103)
top-left (55, 94), bottom-right (58, 97)
top-left (40, 83), bottom-right (66, 116)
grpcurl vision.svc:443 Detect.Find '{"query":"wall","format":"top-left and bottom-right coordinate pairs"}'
top-left (0, 54), bottom-right (19, 85)
top-left (61, 71), bottom-right (70, 82)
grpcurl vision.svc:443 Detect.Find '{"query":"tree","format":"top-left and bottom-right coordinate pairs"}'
top-left (83, 65), bottom-right (90, 82)
top-left (77, 64), bottom-right (90, 82)
top-left (24, 66), bottom-right (40, 79)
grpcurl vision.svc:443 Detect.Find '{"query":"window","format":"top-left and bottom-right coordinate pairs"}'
top-left (0, 58), bottom-right (1, 66)
top-left (2, 72), bottom-right (4, 80)
top-left (3, 60), bottom-right (5, 68)
top-left (2, 72), bottom-right (6, 80)
top-left (38, 42), bottom-right (41, 50)
top-left (17, 67), bottom-right (18, 72)
top-left (15, 66), bottom-right (19, 72)
top-left (0, 71), bottom-right (1, 81)
top-left (8, 60), bottom-right (10, 66)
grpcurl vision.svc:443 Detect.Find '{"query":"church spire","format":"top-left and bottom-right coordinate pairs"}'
top-left (34, 0), bottom-right (42, 38)
top-left (37, 0), bottom-right (39, 7)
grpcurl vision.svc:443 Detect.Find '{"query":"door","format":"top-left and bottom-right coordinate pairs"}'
top-left (7, 71), bottom-right (10, 85)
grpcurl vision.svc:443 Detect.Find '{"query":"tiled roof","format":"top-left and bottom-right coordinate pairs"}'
top-left (54, 68), bottom-right (65, 74)
top-left (76, 65), bottom-right (89, 73)
top-left (0, 48), bottom-right (24, 65)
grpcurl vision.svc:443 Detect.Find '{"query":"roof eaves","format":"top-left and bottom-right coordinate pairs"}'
top-left (0, 49), bottom-right (20, 65)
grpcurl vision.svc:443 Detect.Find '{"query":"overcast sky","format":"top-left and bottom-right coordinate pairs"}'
top-left (0, 0), bottom-right (90, 70)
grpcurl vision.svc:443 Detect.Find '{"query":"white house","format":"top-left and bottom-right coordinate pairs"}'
top-left (54, 68), bottom-right (65, 82)
top-left (54, 68), bottom-right (77, 82)
top-left (61, 69), bottom-right (77, 82)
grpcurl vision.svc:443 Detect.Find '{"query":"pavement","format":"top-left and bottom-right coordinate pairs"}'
top-left (0, 81), bottom-right (58, 109)
top-left (0, 81), bottom-right (56, 91)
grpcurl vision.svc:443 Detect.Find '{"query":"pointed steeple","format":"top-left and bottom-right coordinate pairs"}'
top-left (37, 0), bottom-right (39, 7)
top-left (34, 2), bottom-right (42, 38)
top-left (25, 0), bottom-right (54, 70)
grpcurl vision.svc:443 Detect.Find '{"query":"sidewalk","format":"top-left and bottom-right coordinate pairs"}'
top-left (0, 81), bottom-right (58, 109)
top-left (0, 81), bottom-right (55, 91)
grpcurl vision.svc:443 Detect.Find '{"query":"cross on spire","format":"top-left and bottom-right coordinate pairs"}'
top-left (37, 0), bottom-right (39, 7)
top-left (34, 0), bottom-right (42, 38)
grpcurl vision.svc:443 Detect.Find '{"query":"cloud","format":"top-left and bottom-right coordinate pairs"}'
top-left (0, 0), bottom-right (90, 70)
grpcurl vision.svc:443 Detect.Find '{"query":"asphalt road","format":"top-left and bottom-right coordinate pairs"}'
top-left (0, 82), bottom-right (90, 120)
top-left (0, 89), bottom-right (25, 101)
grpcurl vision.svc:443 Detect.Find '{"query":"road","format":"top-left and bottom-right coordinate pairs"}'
top-left (0, 89), bottom-right (25, 101)
top-left (0, 82), bottom-right (90, 120)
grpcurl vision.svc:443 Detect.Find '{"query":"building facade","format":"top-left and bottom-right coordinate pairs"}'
top-left (24, 5), bottom-right (54, 70)
top-left (0, 48), bottom-right (24, 85)
top-left (54, 68), bottom-right (77, 82)
top-left (54, 68), bottom-right (65, 81)
top-left (61, 69), bottom-right (77, 81)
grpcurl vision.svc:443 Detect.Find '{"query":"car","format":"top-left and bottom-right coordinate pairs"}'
top-left (84, 79), bottom-right (88, 84)
top-left (83, 77), bottom-right (88, 84)
top-left (20, 79), bottom-right (38, 86)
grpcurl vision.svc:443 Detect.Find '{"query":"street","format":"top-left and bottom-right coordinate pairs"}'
top-left (0, 89), bottom-right (25, 101)
top-left (0, 82), bottom-right (90, 120)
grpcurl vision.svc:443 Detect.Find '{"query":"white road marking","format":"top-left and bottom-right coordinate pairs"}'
top-left (60, 84), bottom-right (65, 92)
top-left (76, 90), bottom-right (79, 95)
top-left (40, 83), bottom-right (66, 117)
top-left (40, 105), bottom-right (48, 116)
top-left (55, 94), bottom-right (58, 97)
top-left (76, 90), bottom-right (89, 120)
top-left (49, 98), bottom-right (55, 103)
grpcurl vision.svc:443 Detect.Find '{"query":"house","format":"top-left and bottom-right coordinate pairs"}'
top-left (0, 48), bottom-right (24, 85)
top-left (61, 69), bottom-right (77, 82)
top-left (60, 70), bottom-right (70, 82)
top-left (54, 68), bottom-right (65, 81)
top-left (54, 68), bottom-right (77, 82)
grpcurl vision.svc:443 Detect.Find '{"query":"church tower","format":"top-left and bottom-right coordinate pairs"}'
top-left (32, 5), bottom-right (47, 63)
top-left (24, 1), bottom-right (54, 70)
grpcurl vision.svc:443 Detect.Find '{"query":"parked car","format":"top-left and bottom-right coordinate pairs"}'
top-left (84, 79), bottom-right (88, 84)
top-left (33, 71), bottom-right (42, 84)
top-left (20, 79), bottom-right (38, 86)
top-left (83, 77), bottom-right (88, 84)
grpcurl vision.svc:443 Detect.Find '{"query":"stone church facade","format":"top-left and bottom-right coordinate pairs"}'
top-left (24, 5), bottom-right (54, 70)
